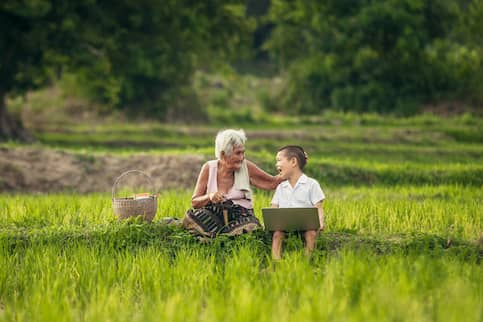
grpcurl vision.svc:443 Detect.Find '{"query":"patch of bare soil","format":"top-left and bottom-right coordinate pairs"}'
top-left (0, 147), bottom-right (204, 194)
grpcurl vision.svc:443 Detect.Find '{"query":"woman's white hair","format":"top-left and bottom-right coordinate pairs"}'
top-left (215, 129), bottom-right (247, 159)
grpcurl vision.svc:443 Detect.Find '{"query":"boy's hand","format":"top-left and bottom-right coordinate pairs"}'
top-left (319, 222), bottom-right (325, 231)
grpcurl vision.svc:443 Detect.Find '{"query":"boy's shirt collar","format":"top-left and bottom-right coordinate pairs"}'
top-left (281, 173), bottom-right (308, 188)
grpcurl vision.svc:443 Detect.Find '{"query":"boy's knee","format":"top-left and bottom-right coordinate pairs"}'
top-left (304, 230), bottom-right (318, 240)
top-left (273, 230), bottom-right (285, 240)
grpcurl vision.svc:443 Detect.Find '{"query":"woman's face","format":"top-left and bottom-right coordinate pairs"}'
top-left (222, 144), bottom-right (245, 170)
top-left (275, 150), bottom-right (295, 179)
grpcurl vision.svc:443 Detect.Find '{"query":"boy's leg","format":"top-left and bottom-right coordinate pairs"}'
top-left (303, 230), bottom-right (318, 256)
top-left (272, 230), bottom-right (285, 260)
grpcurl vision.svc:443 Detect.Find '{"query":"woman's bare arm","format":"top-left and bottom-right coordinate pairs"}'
top-left (191, 163), bottom-right (212, 208)
top-left (247, 160), bottom-right (283, 190)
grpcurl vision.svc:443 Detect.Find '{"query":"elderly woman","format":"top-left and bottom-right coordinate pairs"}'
top-left (183, 129), bottom-right (282, 237)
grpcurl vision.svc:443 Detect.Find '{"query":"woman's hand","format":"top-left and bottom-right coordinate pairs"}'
top-left (209, 191), bottom-right (225, 204)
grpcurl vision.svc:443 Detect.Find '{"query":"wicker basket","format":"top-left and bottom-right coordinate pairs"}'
top-left (112, 170), bottom-right (158, 222)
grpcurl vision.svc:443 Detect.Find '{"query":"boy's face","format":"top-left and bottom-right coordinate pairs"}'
top-left (276, 151), bottom-right (296, 179)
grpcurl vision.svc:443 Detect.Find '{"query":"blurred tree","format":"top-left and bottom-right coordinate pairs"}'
top-left (0, 0), bottom-right (55, 141)
top-left (264, 0), bottom-right (483, 114)
top-left (0, 0), bottom-right (251, 141)
top-left (457, 0), bottom-right (483, 103)
top-left (246, 0), bottom-right (273, 59)
top-left (69, 1), bottom-right (253, 119)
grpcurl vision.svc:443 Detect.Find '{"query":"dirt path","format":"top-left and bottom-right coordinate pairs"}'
top-left (0, 147), bottom-right (204, 194)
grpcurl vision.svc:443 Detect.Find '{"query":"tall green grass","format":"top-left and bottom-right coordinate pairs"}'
top-left (1, 186), bottom-right (480, 240)
top-left (1, 236), bottom-right (481, 322)
top-left (1, 186), bottom-right (481, 321)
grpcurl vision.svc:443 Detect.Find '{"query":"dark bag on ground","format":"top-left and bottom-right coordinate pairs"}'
top-left (183, 201), bottom-right (260, 238)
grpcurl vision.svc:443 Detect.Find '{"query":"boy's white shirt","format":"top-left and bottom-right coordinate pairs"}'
top-left (271, 174), bottom-right (325, 207)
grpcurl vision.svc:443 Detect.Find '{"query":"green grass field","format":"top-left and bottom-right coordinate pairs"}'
top-left (1, 113), bottom-right (482, 321)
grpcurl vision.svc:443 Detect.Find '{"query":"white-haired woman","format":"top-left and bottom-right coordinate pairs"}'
top-left (183, 129), bottom-right (282, 237)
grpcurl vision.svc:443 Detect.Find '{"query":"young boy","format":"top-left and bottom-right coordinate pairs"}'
top-left (271, 145), bottom-right (325, 259)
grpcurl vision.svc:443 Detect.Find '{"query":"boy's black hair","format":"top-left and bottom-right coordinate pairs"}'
top-left (278, 145), bottom-right (308, 170)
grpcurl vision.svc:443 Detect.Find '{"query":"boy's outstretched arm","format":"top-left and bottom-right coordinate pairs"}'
top-left (314, 201), bottom-right (324, 231)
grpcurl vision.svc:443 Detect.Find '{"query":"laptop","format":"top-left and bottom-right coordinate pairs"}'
top-left (261, 207), bottom-right (320, 231)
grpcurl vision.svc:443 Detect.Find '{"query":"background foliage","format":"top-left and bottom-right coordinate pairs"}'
top-left (264, 0), bottom-right (483, 114)
top-left (1, 0), bottom-right (252, 122)
top-left (1, 0), bottom-right (482, 141)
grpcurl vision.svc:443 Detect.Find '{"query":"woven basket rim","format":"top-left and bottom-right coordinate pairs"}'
top-left (112, 195), bottom-right (157, 201)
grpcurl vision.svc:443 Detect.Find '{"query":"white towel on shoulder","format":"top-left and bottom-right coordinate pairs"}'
top-left (234, 160), bottom-right (252, 200)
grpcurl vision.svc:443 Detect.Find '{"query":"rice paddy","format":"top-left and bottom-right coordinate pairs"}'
top-left (0, 113), bottom-right (481, 321)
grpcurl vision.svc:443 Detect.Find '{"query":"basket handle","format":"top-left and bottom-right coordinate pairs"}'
top-left (112, 170), bottom-right (156, 199)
